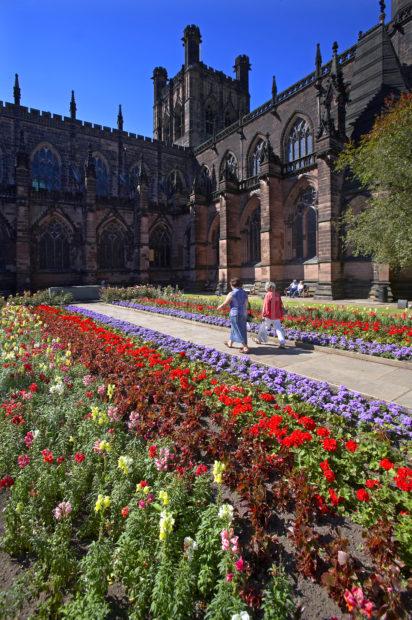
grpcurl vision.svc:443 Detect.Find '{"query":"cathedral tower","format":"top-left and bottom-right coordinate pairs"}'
top-left (152, 26), bottom-right (250, 148)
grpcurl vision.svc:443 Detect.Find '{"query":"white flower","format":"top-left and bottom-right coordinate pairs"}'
top-left (49, 381), bottom-right (64, 396)
top-left (218, 503), bottom-right (234, 522)
top-left (231, 613), bottom-right (250, 620)
top-left (183, 536), bottom-right (198, 560)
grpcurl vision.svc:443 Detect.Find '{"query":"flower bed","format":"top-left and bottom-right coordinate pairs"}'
top-left (111, 298), bottom-right (412, 361)
top-left (71, 304), bottom-right (412, 440)
top-left (1, 304), bottom-right (411, 618)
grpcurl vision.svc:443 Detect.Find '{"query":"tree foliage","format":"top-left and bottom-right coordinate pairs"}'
top-left (336, 93), bottom-right (412, 269)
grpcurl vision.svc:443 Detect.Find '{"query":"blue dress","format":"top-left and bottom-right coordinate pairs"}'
top-left (229, 288), bottom-right (248, 345)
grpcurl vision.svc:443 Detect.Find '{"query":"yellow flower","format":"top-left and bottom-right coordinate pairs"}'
top-left (159, 490), bottom-right (169, 506)
top-left (159, 510), bottom-right (175, 541)
top-left (99, 440), bottom-right (111, 453)
top-left (107, 384), bottom-right (116, 400)
top-left (95, 494), bottom-right (111, 513)
top-left (212, 460), bottom-right (226, 485)
top-left (118, 455), bottom-right (133, 476)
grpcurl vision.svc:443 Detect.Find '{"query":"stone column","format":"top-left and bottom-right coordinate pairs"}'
top-left (84, 151), bottom-right (98, 284)
top-left (257, 154), bottom-right (284, 290)
top-left (15, 143), bottom-right (31, 292)
top-left (188, 191), bottom-right (208, 287)
top-left (218, 182), bottom-right (241, 291)
top-left (137, 177), bottom-right (150, 282)
top-left (314, 136), bottom-right (344, 299)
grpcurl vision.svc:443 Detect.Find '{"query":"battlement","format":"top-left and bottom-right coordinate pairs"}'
top-left (0, 101), bottom-right (191, 153)
top-left (194, 43), bottom-right (357, 155)
top-left (198, 62), bottom-right (238, 84)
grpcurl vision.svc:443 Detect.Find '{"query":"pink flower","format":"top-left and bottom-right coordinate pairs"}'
top-left (138, 499), bottom-right (146, 509)
top-left (230, 535), bottom-right (239, 554)
top-left (17, 454), bottom-right (30, 469)
top-left (234, 557), bottom-right (245, 572)
top-left (22, 391), bottom-right (33, 400)
top-left (24, 431), bottom-right (34, 448)
top-left (226, 573), bottom-right (234, 582)
top-left (97, 384), bottom-right (106, 397)
top-left (53, 500), bottom-right (72, 520)
top-left (127, 410), bottom-right (140, 431)
top-left (108, 406), bottom-right (122, 422)
top-left (221, 529), bottom-right (231, 551)
top-left (83, 374), bottom-right (94, 386)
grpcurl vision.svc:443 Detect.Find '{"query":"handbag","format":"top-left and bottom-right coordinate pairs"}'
top-left (257, 322), bottom-right (269, 344)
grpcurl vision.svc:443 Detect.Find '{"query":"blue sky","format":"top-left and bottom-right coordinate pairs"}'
top-left (1, 0), bottom-right (382, 136)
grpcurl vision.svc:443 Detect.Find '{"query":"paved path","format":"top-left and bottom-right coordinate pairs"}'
top-left (76, 302), bottom-right (412, 409)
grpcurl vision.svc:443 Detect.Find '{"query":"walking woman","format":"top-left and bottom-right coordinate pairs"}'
top-left (217, 277), bottom-right (250, 353)
top-left (255, 281), bottom-right (286, 348)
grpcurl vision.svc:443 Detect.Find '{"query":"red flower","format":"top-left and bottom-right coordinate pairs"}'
top-left (74, 452), bottom-right (85, 463)
top-left (379, 458), bottom-right (394, 471)
top-left (298, 416), bottom-right (316, 431)
top-left (29, 383), bottom-right (38, 393)
top-left (322, 438), bottom-right (338, 452)
top-left (195, 464), bottom-right (208, 476)
top-left (56, 456), bottom-right (65, 465)
top-left (394, 467), bottom-right (412, 492)
top-left (41, 448), bottom-right (54, 464)
top-left (138, 480), bottom-right (148, 488)
top-left (316, 427), bottom-right (330, 438)
top-left (345, 440), bottom-right (358, 453)
top-left (324, 469), bottom-right (336, 482)
top-left (328, 488), bottom-right (343, 506)
top-left (356, 488), bottom-right (370, 502)
top-left (0, 475), bottom-right (14, 490)
top-left (365, 479), bottom-right (380, 489)
top-left (148, 445), bottom-right (157, 459)
top-left (121, 506), bottom-right (129, 519)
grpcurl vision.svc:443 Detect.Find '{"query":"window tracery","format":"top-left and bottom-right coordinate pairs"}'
top-left (292, 187), bottom-right (317, 261)
top-left (150, 226), bottom-right (171, 268)
top-left (98, 223), bottom-right (125, 269)
top-left (32, 146), bottom-right (61, 191)
top-left (38, 221), bottom-right (70, 271)
top-left (94, 156), bottom-right (109, 197)
top-left (249, 139), bottom-right (265, 177)
top-left (246, 207), bottom-right (261, 263)
top-left (286, 118), bottom-right (314, 163)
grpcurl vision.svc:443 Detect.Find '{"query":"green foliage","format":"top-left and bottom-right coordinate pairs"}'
top-left (6, 289), bottom-right (73, 306)
top-left (336, 93), bottom-right (412, 268)
top-left (261, 564), bottom-right (295, 620)
top-left (100, 283), bottom-right (182, 303)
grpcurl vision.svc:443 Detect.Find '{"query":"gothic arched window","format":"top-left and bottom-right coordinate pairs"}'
top-left (38, 221), bottom-right (70, 271)
top-left (184, 226), bottom-right (191, 269)
top-left (211, 225), bottom-right (220, 266)
top-left (98, 223), bottom-right (125, 270)
top-left (94, 156), bottom-right (109, 196)
top-left (150, 226), bottom-right (171, 268)
top-left (286, 118), bottom-right (314, 164)
top-left (220, 152), bottom-right (238, 181)
top-left (174, 104), bottom-right (183, 140)
top-left (292, 188), bottom-right (317, 261)
top-left (166, 170), bottom-right (184, 197)
top-left (205, 104), bottom-right (216, 137)
top-left (32, 146), bottom-right (61, 191)
top-left (247, 207), bottom-right (261, 263)
top-left (249, 139), bottom-right (265, 177)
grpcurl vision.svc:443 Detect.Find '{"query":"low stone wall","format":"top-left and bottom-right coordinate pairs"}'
top-left (49, 285), bottom-right (101, 301)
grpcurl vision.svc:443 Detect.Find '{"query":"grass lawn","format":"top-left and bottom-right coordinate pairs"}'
top-left (182, 293), bottom-right (409, 316)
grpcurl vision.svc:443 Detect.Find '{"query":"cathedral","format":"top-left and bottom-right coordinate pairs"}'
top-left (0, 0), bottom-right (411, 299)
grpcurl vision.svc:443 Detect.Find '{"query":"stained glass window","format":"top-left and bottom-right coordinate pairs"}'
top-left (247, 207), bottom-right (261, 263)
top-left (286, 118), bottom-right (314, 163)
top-left (150, 226), bottom-right (171, 268)
top-left (249, 139), bottom-right (265, 177)
top-left (94, 157), bottom-right (109, 196)
top-left (38, 221), bottom-right (70, 271)
top-left (32, 146), bottom-right (61, 191)
top-left (98, 223), bottom-right (125, 269)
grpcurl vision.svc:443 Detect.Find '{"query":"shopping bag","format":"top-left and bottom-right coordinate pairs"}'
top-left (257, 322), bottom-right (269, 343)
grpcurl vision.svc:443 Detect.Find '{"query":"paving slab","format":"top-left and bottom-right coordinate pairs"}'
top-left (75, 302), bottom-right (412, 408)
